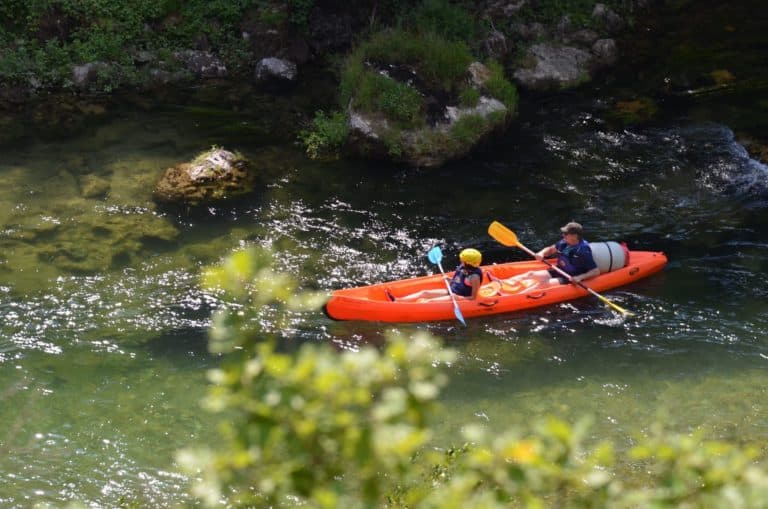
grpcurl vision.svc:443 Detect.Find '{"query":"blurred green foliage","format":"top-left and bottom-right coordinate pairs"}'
top-left (179, 247), bottom-right (453, 507)
top-left (181, 247), bottom-right (768, 508)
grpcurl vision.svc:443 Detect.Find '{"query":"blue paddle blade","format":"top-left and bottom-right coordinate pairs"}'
top-left (427, 246), bottom-right (442, 265)
top-left (427, 245), bottom-right (466, 326)
top-left (453, 304), bottom-right (466, 326)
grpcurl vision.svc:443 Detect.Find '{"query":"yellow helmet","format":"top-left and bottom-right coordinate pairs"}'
top-left (459, 248), bottom-right (482, 267)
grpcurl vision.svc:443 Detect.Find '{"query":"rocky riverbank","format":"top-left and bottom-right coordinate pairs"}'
top-left (2, 1), bottom-right (767, 165)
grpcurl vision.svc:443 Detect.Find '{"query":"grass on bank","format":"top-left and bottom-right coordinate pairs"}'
top-left (0, 0), bottom-right (312, 89)
top-left (342, 29), bottom-right (473, 103)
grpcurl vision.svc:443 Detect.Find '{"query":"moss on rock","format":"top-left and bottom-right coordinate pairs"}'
top-left (153, 147), bottom-right (256, 205)
top-left (333, 30), bottom-right (517, 167)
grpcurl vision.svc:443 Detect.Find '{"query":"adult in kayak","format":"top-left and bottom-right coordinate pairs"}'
top-left (386, 248), bottom-right (483, 302)
top-left (504, 222), bottom-right (600, 287)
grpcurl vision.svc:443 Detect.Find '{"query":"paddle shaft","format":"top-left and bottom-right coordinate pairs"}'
top-left (518, 243), bottom-right (590, 290)
top-left (436, 261), bottom-right (466, 324)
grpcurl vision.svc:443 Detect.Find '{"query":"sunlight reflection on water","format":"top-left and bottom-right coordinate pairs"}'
top-left (0, 92), bottom-right (767, 506)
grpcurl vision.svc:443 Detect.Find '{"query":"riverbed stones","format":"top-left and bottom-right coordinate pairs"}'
top-left (153, 147), bottom-right (256, 205)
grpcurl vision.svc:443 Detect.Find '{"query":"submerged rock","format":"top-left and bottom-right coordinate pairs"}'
top-left (80, 174), bottom-right (111, 199)
top-left (607, 97), bottom-right (658, 125)
top-left (737, 134), bottom-right (768, 165)
top-left (4, 207), bottom-right (179, 275)
top-left (153, 147), bottom-right (256, 205)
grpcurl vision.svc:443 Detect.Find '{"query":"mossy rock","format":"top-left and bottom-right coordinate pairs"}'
top-left (153, 147), bottom-right (256, 205)
top-left (338, 30), bottom-right (516, 167)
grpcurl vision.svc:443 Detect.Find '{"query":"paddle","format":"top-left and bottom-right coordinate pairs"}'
top-left (427, 246), bottom-right (467, 326)
top-left (487, 221), bottom-right (634, 316)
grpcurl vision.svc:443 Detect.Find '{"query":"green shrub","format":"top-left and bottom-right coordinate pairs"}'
top-left (339, 28), bottom-right (476, 130)
top-left (485, 59), bottom-right (518, 112)
top-left (450, 113), bottom-right (487, 145)
top-left (407, 0), bottom-right (478, 43)
top-left (298, 110), bottom-right (349, 159)
top-left (178, 247), bottom-right (451, 507)
top-left (377, 77), bottom-right (423, 123)
top-left (517, 0), bottom-right (629, 28)
top-left (0, 0), bottom-right (272, 89)
top-left (288, 0), bottom-right (315, 30)
top-left (341, 53), bottom-right (425, 128)
top-left (458, 86), bottom-right (481, 107)
top-left (359, 29), bottom-right (472, 94)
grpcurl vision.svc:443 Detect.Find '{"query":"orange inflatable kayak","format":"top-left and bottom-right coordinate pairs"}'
top-left (323, 250), bottom-right (667, 323)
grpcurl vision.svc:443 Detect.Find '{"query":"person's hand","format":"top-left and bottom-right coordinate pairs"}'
top-left (534, 251), bottom-right (544, 261)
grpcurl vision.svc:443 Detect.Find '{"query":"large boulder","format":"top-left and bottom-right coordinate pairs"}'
top-left (72, 62), bottom-right (109, 89)
top-left (326, 29), bottom-right (519, 168)
top-left (153, 148), bottom-right (256, 205)
top-left (254, 57), bottom-right (298, 87)
top-left (172, 50), bottom-right (227, 79)
top-left (513, 43), bottom-right (592, 90)
top-left (345, 61), bottom-right (510, 168)
top-left (347, 97), bottom-right (508, 168)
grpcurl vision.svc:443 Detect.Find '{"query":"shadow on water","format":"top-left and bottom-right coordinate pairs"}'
top-left (142, 327), bottom-right (213, 360)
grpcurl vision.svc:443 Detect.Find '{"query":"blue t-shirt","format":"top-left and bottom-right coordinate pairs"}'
top-left (554, 239), bottom-right (597, 276)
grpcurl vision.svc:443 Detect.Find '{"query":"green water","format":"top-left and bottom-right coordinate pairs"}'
top-left (2, 4), bottom-right (768, 503)
top-left (1, 92), bottom-right (768, 506)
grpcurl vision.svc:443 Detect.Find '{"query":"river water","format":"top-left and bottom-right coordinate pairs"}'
top-left (2, 54), bottom-right (768, 509)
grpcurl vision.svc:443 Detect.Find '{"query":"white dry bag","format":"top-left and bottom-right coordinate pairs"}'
top-left (589, 241), bottom-right (629, 273)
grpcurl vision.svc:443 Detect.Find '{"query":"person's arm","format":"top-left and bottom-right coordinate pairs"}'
top-left (572, 267), bottom-right (600, 283)
top-left (535, 244), bottom-right (557, 260)
top-left (464, 274), bottom-right (482, 300)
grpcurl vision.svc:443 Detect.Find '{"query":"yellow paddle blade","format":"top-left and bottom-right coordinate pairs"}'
top-left (488, 221), bottom-right (520, 247)
top-left (596, 293), bottom-right (635, 316)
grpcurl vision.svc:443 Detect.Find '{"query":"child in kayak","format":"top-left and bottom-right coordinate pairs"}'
top-left (386, 248), bottom-right (483, 302)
